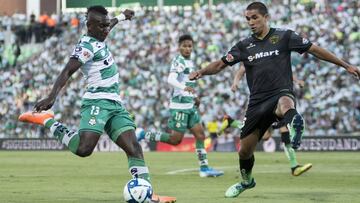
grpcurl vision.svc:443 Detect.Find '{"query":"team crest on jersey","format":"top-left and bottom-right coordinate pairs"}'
top-left (269, 35), bottom-right (279, 44)
top-left (100, 50), bottom-right (106, 57)
top-left (225, 53), bottom-right (234, 62)
top-left (88, 117), bottom-right (96, 126)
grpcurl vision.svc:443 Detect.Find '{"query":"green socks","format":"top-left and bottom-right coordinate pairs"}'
top-left (45, 119), bottom-right (80, 154)
top-left (281, 131), bottom-right (298, 168)
top-left (284, 144), bottom-right (298, 168)
top-left (231, 120), bottom-right (244, 129)
top-left (196, 140), bottom-right (209, 169)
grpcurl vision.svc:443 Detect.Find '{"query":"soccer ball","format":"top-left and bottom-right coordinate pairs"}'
top-left (123, 178), bottom-right (153, 203)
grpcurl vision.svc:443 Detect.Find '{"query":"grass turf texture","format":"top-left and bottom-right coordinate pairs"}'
top-left (0, 152), bottom-right (359, 203)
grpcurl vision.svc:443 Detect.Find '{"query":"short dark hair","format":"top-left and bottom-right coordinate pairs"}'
top-left (178, 34), bottom-right (193, 44)
top-left (246, 2), bottom-right (268, 16)
top-left (87, 5), bottom-right (108, 17)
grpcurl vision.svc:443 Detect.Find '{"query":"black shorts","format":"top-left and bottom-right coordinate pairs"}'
top-left (240, 89), bottom-right (295, 139)
top-left (210, 132), bottom-right (218, 139)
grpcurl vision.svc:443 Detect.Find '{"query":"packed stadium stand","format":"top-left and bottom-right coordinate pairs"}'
top-left (0, 1), bottom-right (359, 138)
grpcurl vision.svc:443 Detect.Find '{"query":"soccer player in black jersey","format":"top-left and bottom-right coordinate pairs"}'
top-left (189, 1), bottom-right (360, 198)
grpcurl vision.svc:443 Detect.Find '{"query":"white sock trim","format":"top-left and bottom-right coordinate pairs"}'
top-left (155, 132), bottom-right (162, 141)
top-left (61, 131), bottom-right (77, 146)
top-left (49, 122), bottom-right (61, 135)
top-left (129, 166), bottom-right (149, 178)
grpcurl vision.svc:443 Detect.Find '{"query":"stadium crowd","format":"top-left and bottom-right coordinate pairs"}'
top-left (0, 1), bottom-right (359, 138)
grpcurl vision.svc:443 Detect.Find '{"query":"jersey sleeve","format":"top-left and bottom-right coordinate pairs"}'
top-left (70, 42), bottom-right (94, 64)
top-left (288, 30), bottom-right (312, 54)
top-left (170, 58), bottom-right (185, 73)
top-left (221, 41), bottom-right (245, 66)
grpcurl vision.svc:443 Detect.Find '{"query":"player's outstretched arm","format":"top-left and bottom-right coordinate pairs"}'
top-left (308, 44), bottom-right (360, 79)
top-left (189, 59), bottom-right (228, 80)
top-left (34, 59), bottom-right (82, 112)
top-left (110, 9), bottom-right (135, 30)
top-left (231, 64), bottom-right (245, 92)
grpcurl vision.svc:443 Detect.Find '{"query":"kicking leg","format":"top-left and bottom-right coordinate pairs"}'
top-left (275, 95), bottom-right (305, 149)
top-left (18, 111), bottom-right (99, 157)
top-left (115, 129), bottom-right (177, 203)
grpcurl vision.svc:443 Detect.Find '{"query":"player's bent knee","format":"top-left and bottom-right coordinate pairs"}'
top-left (76, 147), bottom-right (93, 157)
top-left (238, 149), bottom-right (252, 159)
top-left (169, 138), bottom-right (182, 145)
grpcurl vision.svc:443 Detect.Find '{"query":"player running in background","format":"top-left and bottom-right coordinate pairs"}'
top-left (18, 6), bottom-right (175, 203)
top-left (220, 64), bottom-right (312, 176)
top-left (189, 1), bottom-right (360, 198)
top-left (137, 34), bottom-right (224, 178)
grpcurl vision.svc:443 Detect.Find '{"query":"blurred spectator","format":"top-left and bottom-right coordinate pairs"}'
top-left (0, 26), bottom-right (4, 68)
top-left (206, 116), bottom-right (219, 151)
top-left (12, 39), bottom-right (21, 67)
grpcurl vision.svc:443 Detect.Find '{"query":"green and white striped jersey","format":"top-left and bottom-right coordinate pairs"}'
top-left (168, 55), bottom-right (197, 110)
top-left (71, 35), bottom-right (120, 102)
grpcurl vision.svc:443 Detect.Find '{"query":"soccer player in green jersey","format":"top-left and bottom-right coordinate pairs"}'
top-left (220, 65), bottom-right (312, 176)
top-left (137, 34), bottom-right (224, 177)
top-left (18, 6), bottom-right (176, 203)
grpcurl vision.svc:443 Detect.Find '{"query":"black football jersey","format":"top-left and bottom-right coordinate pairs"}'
top-left (222, 28), bottom-right (312, 104)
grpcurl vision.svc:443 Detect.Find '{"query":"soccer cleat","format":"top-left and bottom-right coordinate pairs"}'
top-left (288, 114), bottom-right (305, 149)
top-left (151, 194), bottom-right (160, 203)
top-left (136, 129), bottom-right (145, 141)
top-left (152, 193), bottom-right (177, 203)
top-left (218, 115), bottom-right (234, 135)
top-left (225, 178), bottom-right (256, 198)
top-left (291, 163), bottom-right (312, 176)
top-left (18, 111), bottom-right (54, 126)
top-left (199, 167), bottom-right (224, 177)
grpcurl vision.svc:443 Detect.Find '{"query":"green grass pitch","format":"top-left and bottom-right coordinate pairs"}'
top-left (1, 151), bottom-right (359, 203)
